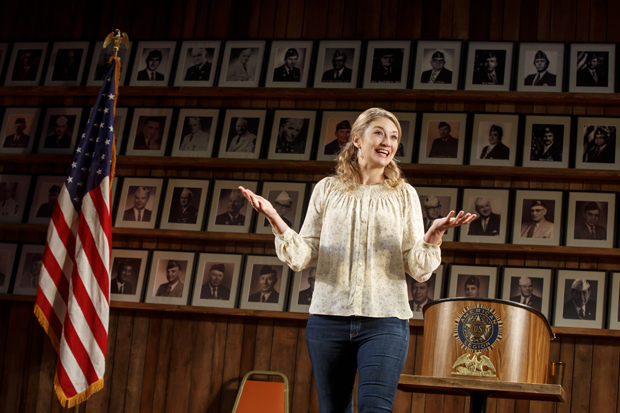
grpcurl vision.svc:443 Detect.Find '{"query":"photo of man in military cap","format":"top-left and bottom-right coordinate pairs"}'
top-left (520, 200), bottom-right (554, 239)
top-left (275, 118), bottom-right (307, 154)
top-left (421, 50), bottom-right (453, 84)
top-left (248, 265), bottom-right (280, 303)
top-left (155, 260), bottom-right (185, 297)
top-left (530, 125), bottom-right (563, 162)
top-left (273, 48), bottom-right (301, 82)
top-left (35, 185), bottom-right (60, 218)
top-left (263, 191), bottom-right (294, 228)
top-left (524, 50), bottom-right (556, 86)
top-left (480, 124), bottom-right (510, 160)
top-left (324, 119), bottom-right (352, 155)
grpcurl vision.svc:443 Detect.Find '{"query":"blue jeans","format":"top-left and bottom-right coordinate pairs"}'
top-left (305, 314), bottom-right (409, 413)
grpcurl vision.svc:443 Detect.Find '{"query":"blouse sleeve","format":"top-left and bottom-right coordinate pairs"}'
top-left (401, 184), bottom-right (442, 282)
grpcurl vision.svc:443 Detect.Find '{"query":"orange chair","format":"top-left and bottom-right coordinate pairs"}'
top-left (231, 370), bottom-right (289, 413)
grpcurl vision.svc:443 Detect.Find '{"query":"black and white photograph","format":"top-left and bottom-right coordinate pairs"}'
top-left (44, 41), bottom-right (89, 86)
top-left (412, 40), bottom-right (462, 90)
top-left (0, 243), bottom-right (18, 294)
top-left (11, 244), bottom-right (45, 296)
top-left (5, 42), bottom-right (48, 86)
top-left (110, 249), bottom-right (150, 303)
top-left (565, 191), bottom-right (616, 248)
top-left (0, 107), bottom-right (40, 154)
top-left (191, 253), bottom-right (243, 309)
top-left (553, 269), bottom-right (606, 329)
top-left (417, 112), bottom-right (468, 165)
top-left (129, 41), bottom-right (177, 86)
top-left (217, 109), bottom-right (267, 159)
top-left (174, 40), bottom-right (221, 87)
top-left (239, 255), bottom-right (289, 312)
top-left (265, 40), bottom-right (314, 88)
top-left (521, 115), bottom-right (571, 169)
top-left (574, 116), bottom-right (620, 171)
top-left (144, 250), bottom-right (195, 305)
top-left (316, 110), bottom-right (362, 161)
top-left (391, 112), bottom-right (417, 162)
top-left (289, 264), bottom-right (317, 313)
top-left (171, 108), bottom-right (219, 158)
top-left (464, 41), bottom-right (514, 91)
top-left (86, 40), bottom-right (133, 86)
top-left (569, 43), bottom-right (616, 93)
top-left (125, 108), bottom-right (173, 156)
top-left (313, 40), bottom-right (362, 89)
top-left (27, 175), bottom-right (65, 225)
top-left (114, 177), bottom-right (164, 230)
top-left (0, 174), bottom-right (32, 224)
top-left (501, 267), bottom-right (553, 319)
top-left (516, 42), bottom-right (565, 92)
top-left (408, 264), bottom-right (444, 320)
top-left (362, 40), bottom-right (411, 89)
top-left (37, 107), bottom-right (83, 154)
top-left (267, 110), bottom-right (317, 160)
top-left (469, 113), bottom-right (519, 167)
top-left (448, 264), bottom-right (498, 299)
top-left (511, 190), bottom-right (564, 246)
top-left (206, 180), bottom-right (258, 233)
top-left (459, 188), bottom-right (510, 244)
top-left (159, 178), bottom-right (210, 231)
top-left (218, 40), bottom-right (266, 88)
top-left (255, 182), bottom-right (306, 234)
top-left (415, 186), bottom-right (459, 242)
top-left (608, 272), bottom-right (620, 330)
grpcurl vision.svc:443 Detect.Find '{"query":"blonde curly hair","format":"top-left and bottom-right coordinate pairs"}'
top-left (334, 107), bottom-right (406, 191)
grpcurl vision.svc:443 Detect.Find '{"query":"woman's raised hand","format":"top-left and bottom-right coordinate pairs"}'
top-left (424, 210), bottom-right (477, 245)
top-left (238, 186), bottom-right (289, 234)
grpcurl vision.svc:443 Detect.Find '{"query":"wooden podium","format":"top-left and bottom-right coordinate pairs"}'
top-left (398, 298), bottom-right (565, 413)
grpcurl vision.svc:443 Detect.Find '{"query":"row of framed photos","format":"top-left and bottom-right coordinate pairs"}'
top-left (0, 39), bottom-right (617, 93)
top-left (2, 106), bottom-right (619, 171)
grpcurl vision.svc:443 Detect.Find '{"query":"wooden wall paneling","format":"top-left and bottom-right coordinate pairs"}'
top-left (269, 319), bottom-right (299, 407)
top-left (181, 0), bottom-right (199, 39)
top-left (588, 338), bottom-right (620, 411)
top-left (22, 321), bottom-right (43, 413)
top-left (301, 0), bottom-right (328, 39)
top-left (130, 0), bottom-right (156, 39)
top-left (396, 0), bottom-right (423, 39)
top-left (608, 0), bottom-right (620, 41)
top-left (94, 0), bottom-right (114, 40)
top-left (291, 323), bottom-right (313, 413)
top-left (549, 0), bottom-right (576, 42)
top-left (193, 0), bottom-right (211, 39)
top-left (206, 317), bottom-right (229, 412)
top-left (378, 0), bottom-right (398, 39)
top-left (571, 336), bottom-right (594, 413)
top-left (187, 316), bottom-right (216, 413)
top-left (124, 310), bottom-right (150, 413)
top-left (488, 0), bottom-right (505, 40)
top-left (411, 328), bottom-right (427, 412)
top-left (163, 314), bottom-right (196, 413)
top-left (36, 337), bottom-right (57, 413)
top-left (28, 0), bottom-right (55, 41)
top-left (107, 0), bottom-right (136, 43)
top-left (148, 313), bottom-right (174, 413)
top-left (256, 0), bottom-right (278, 39)
top-left (218, 317), bottom-right (244, 413)
top-left (537, 0), bottom-right (552, 40)
top-left (107, 309), bottom-right (135, 413)
top-left (355, 0), bottom-right (382, 39)
top-left (452, 0), bottom-right (471, 40)
top-left (556, 335), bottom-right (575, 413)
top-left (438, 0), bottom-right (455, 39)
top-left (0, 0), bottom-right (20, 41)
top-left (577, 0), bottom-right (595, 42)
top-left (271, 0), bottom-right (290, 38)
top-left (206, 0), bottom-right (231, 39)
top-left (341, 0), bottom-right (360, 39)
top-left (11, 0), bottom-right (42, 42)
top-left (519, 0), bottom-right (539, 41)
top-left (325, 0), bottom-right (345, 38)
top-left (251, 317), bottom-right (274, 381)
top-left (420, 0), bottom-right (442, 39)
top-left (468, 0), bottom-right (492, 40)
top-left (0, 303), bottom-right (32, 412)
top-left (285, 0), bottom-right (306, 39)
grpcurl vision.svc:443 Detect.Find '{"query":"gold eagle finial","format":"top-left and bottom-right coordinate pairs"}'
top-left (103, 29), bottom-right (129, 59)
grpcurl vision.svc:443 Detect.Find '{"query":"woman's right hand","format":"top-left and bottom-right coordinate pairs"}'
top-left (239, 186), bottom-right (288, 234)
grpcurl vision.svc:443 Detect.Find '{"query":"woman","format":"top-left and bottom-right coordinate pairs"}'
top-left (240, 107), bottom-right (475, 412)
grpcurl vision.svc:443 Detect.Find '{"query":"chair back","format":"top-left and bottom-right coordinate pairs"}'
top-left (232, 370), bottom-right (289, 413)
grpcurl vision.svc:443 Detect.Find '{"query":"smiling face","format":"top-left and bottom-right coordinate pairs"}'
top-left (188, 117), bottom-right (201, 134)
top-left (380, 53), bottom-right (394, 69)
top-left (235, 118), bottom-right (248, 135)
top-left (543, 131), bottom-right (554, 146)
top-left (239, 49), bottom-right (251, 65)
top-left (259, 272), bottom-right (276, 293)
top-left (354, 117), bottom-right (400, 170)
top-left (594, 131), bottom-right (607, 147)
top-left (475, 199), bottom-right (492, 218)
top-left (143, 120), bottom-right (161, 141)
top-left (411, 281), bottom-right (429, 304)
top-left (285, 55), bottom-right (298, 69)
top-left (439, 125), bottom-right (451, 139)
top-left (519, 278), bottom-right (533, 298)
top-left (431, 57), bottom-right (445, 71)
top-left (587, 57), bottom-right (598, 70)
top-left (488, 130), bottom-right (501, 145)
top-left (209, 269), bottom-right (224, 287)
top-left (192, 48), bottom-right (206, 66)
top-left (332, 55), bottom-right (345, 71)
top-left (117, 264), bottom-right (132, 283)
top-left (133, 189), bottom-right (149, 210)
top-left (146, 56), bottom-right (161, 72)
top-left (484, 56), bottom-right (497, 73)
top-left (166, 266), bottom-right (180, 283)
top-left (530, 205), bottom-right (547, 223)
top-left (281, 122), bottom-right (301, 142)
top-left (465, 284), bottom-right (479, 297)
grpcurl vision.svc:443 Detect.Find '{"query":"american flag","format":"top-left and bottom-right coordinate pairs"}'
top-left (34, 57), bottom-right (119, 408)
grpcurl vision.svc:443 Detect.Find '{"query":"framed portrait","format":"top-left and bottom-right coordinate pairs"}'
top-left (255, 181), bottom-right (306, 234)
top-left (392, 112), bottom-right (417, 162)
top-left (0, 243), bottom-right (18, 294)
top-left (313, 39), bottom-right (362, 89)
top-left (0, 43), bottom-right (8, 82)
top-left (5, 42), bottom-right (48, 86)
top-left (89, 107), bottom-right (128, 154)
top-left (289, 263), bottom-right (317, 313)
top-left (511, 189), bottom-right (564, 246)
top-left (459, 188), bottom-right (510, 244)
top-left (464, 41), bottom-right (514, 91)
top-left (315, 110), bottom-right (361, 161)
top-left (0, 107), bottom-right (40, 154)
top-left (27, 175), bottom-right (65, 224)
top-left (144, 250), bottom-right (195, 305)
top-left (447, 264), bottom-right (499, 299)
top-left (417, 112), bottom-right (468, 165)
top-left (170, 108), bottom-right (219, 158)
top-left (501, 267), bottom-right (553, 320)
top-left (565, 191), bottom-right (616, 248)
top-left (191, 252), bottom-right (243, 309)
top-left (607, 272), bottom-right (620, 330)
top-left (129, 40), bottom-right (177, 87)
top-left (568, 43), bottom-right (616, 93)
top-left (11, 244), bottom-right (45, 296)
top-left (553, 269), bottom-right (607, 328)
top-left (174, 40), bottom-right (222, 87)
top-left (521, 115), bottom-right (571, 168)
top-left (218, 40), bottom-right (266, 88)
top-left (266, 109), bottom-right (317, 160)
top-left (114, 177), bottom-right (164, 229)
top-left (415, 186), bottom-right (459, 242)
top-left (44, 41), bottom-right (89, 86)
top-left (217, 108), bottom-right (267, 159)
top-left (86, 40), bottom-right (133, 86)
top-left (239, 255), bottom-right (290, 312)
top-left (574, 116), bottom-right (620, 171)
top-left (408, 264), bottom-right (445, 320)
top-left (159, 178), bottom-right (210, 231)
top-left (110, 249), bottom-right (150, 303)
top-left (516, 42), bottom-right (565, 92)
top-left (206, 180), bottom-right (258, 233)
top-left (125, 108), bottom-right (173, 156)
top-left (412, 40), bottom-right (462, 90)
top-left (362, 39), bottom-right (412, 89)
top-left (37, 107), bottom-right (83, 154)
top-left (0, 174), bottom-right (31, 224)
top-left (265, 39), bottom-right (314, 88)
top-left (469, 113), bottom-right (519, 167)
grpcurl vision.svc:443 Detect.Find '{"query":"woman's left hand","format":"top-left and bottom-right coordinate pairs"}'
top-left (424, 210), bottom-right (477, 245)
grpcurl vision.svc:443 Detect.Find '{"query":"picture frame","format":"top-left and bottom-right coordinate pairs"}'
top-left (408, 264), bottom-right (445, 320)
top-left (574, 116), bottom-right (620, 170)
top-left (417, 112), bottom-right (468, 165)
top-left (191, 252), bottom-right (243, 309)
top-left (0, 174), bottom-right (32, 223)
top-left (5, 42), bottom-right (48, 86)
top-left (568, 43), bottom-right (616, 93)
top-left (459, 188), bottom-right (510, 244)
top-left (11, 244), bottom-right (45, 296)
top-left (464, 41), bottom-right (514, 91)
top-left (0, 43), bottom-right (9, 82)
top-left (516, 42), bottom-right (565, 92)
top-left (521, 115), bottom-right (571, 168)
top-left (312, 39), bottom-right (363, 89)
top-left (159, 178), bottom-right (210, 231)
top-left (218, 39), bottom-right (266, 88)
top-left (392, 111), bottom-right (417, 163)
top-left (37, 107), bottom-right (83, 154)
top-left (553, 269), bottom-right (607, 329)
top-left (239, 255), bottom-right (290, 312)
top-left (44, 41), bottom-right (89, 86)
top-left (124, 108), bottom-right (173, 156)
top-left (170, 108), bottom-right (220, 158)
top-left (511, 189), bottom-right (564, 246)
top-left (607, 272), bottom-right (620, 330)
top-left (217, 108), bottom-right (267, 159)
top-left (315, 110), bottom-right (361, 161)
top-left (114, 177), bottom-right (164, 229)
top-left (289, 263), bottom-right (317, 313)
top-left (565, 191), bottom-right (616, 248)
top-left (110, 249), bottom-right (150, 303)
top-left (266, 109), bottom-right (317, 160)
top-left (206, 180), bottom-right (258, 233)
top-left (0, 243), bottom-right (18, 294)
top-left (144, 250), bottom-right (195, 305)
top-left (27, 175), bottom-right (65, 224)
top-left (447, 264), bottom-right (499, 299)
top-left (89, 107), bottom-right (128, 154)
top-left (129, 40), bottom-right (177, 87)
top-left (362, 39), bottom-right (412, 89)
top-left (86, 40), bottom-right (133, 86)
top-left (415, 186), bottom-right (459, 242)
top-left (173, 40), bottom-right (222, 87)
top-left (469, 113), bottom-right (519, 167)
top-left (501, 267), bottom-right (554, 320)
top-left (254, 181), bottom-right (306, 234)
top-left (0, 107), bottom-right (41, 154)
top-left (412, 40), bottom-right (462, 90)
top-left (264, 39), bottom-right (314, 88)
